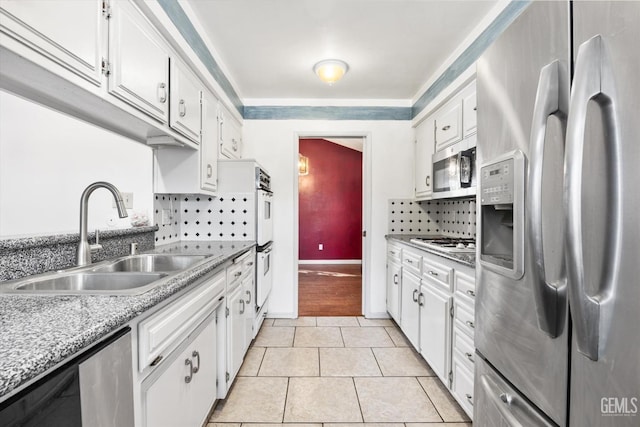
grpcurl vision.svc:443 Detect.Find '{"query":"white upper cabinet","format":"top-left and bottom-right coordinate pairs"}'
top-left (108, 0), bottom-right (169, 123)
top-left (0, 0), bottom-right (105, 86)
top-left (414, 116), bottom-right (435, 200)
top-left (200, 90), bottom-right (219, 192)
top-left (170, 57), bottom-right (202, 143)
top-left (434, 96), bottom-right (463, 151)
top-left (219, 105), bottom-right (243, 159)
top-left (461, 81), bottom-right (477, 137)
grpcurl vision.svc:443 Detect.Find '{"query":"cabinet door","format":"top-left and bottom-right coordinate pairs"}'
top-left (461, 81), bottom-right (477, 137)
top-left (400, 270), bottom-right (420, 350)
top-left (109, 0), bottom-right (169, 123)
top-left (242, 274), bottom-right (255, 353)
top-left (419, 283), bottom-right (452, 383)
top-left (219, 107), bottom-right (243, 159)
top-left (0, 0), bottom-right (104, 86)
top-left (414, 116), bottom-right (435, 199)
top-left (170, 58), bottom-right (201, 142)
top-left (451, 354), bottom-right (474, 418)
top-left (143, 315), bottom-right (216, 427)
top-left (226, 284), bottom-right (246, 383)
top-left (386, 260), bottom-right (402, 324)
top-left (434, 98), bottom-right (463, 151)
top-left (200, 90), bottom-right (219, 192)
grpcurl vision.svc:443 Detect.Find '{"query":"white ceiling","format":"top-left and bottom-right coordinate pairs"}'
top-left (184, 0), bottom-right (498, 101)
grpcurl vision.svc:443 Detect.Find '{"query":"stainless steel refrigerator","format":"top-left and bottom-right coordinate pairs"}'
top-left (475, 1), bottom-right (640, 426)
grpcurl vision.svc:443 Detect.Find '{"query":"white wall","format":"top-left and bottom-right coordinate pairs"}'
top-left (243, 120), bottom-right (414, 318)
top-left (0, 91), bottom-right (154, 238)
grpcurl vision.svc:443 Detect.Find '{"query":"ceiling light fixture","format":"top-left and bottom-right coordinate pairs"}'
top-left (313, 59), bottom-right (349, 85)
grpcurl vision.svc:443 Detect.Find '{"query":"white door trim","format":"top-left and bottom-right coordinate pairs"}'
top-left (293, 131), bottom-right (372, 318)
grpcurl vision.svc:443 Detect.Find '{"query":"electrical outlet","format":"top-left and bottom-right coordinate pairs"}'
top-left (113, 192), bottom-right (133, 209)
top-left (318, 244), bottom-right (323, 250)
top-left (161, 209), bottom-right (172, 225)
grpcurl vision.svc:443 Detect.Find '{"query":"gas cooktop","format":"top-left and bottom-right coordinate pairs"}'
top-left (409, 237), bottom-right (476, 253)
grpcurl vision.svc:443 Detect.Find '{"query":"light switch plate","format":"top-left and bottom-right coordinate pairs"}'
top-left (113, 192), bottom-right (133, 209)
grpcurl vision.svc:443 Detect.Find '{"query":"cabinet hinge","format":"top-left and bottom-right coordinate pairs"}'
top-left (448, 370), bottom-right (453, 385)
top-left (102, 1), bottom-right (112, 19)
top-left (450, 306), bottom-right (454, 318)
top-left (101, 58), bottom-right (111, 76)
top-left (225, 307), bottom-right (230, 317)
top-left (225, 372), bottom-right (230, 382)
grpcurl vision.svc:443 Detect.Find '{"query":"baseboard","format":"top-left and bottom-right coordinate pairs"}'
top-left (298, 259), bottom-right (362, 265)
top-left (265, 312), bottom-right (297, 319)
top-left (363, 311), bottom-right (391, 319)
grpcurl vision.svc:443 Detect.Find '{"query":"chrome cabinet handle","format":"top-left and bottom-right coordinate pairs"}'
top-left (465, 320), bottom-right (475, 329)
top-left (412, 289), bottom-right (419, 302)
top-left (207, 164), bottom-right (213, 178)
top-left (465, 352), bottom-right (475, 363)
top-left (232, 138), bottom-right (238, 151)
top-left (473, 106), bottom-right (477, 111)
top-left (466, 393), bottom-right (474, 406)
top-left (566, 35), bottom-right (620, 361)
top-left (247, 261), bottom-right (254, 266)
top-left (246, 290), bottom-right (251, 304)
top-left (150, 355), bottom-right (163, 367)
top-left (184, 359), bottom-right (193, 383)
top-left (426, 175), bottom-right (430, 187)
top-left (428, 270), bottom-right (438, 276)
top-left (240, 299), bottom-right (245, 314)
top-left (527, 59), bottom-right (567, 338)
top-left (192, 350), bottom-right (200, 374)
top-left (466, 290), bottom-right (476, 297)
top-left (406, 259), bottom-right (413, 264)
top-left (442, 125), bottom-right (451, 131)
top-left (179, 99), bottom-right (186, 117)
top-left (157, 83), bottom-right (167, 103)
top-left (390, 250), bottom-right (396, 255)
top-left (418, 292), bottom-right (425, 307)
top-left (234, 271), bottom-right (242, 278)
top-left (393, 273), bottom-right (398, 285)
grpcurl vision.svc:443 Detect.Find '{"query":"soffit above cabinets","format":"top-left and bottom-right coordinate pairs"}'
top-left (183, 0), bottom-right (498, 100)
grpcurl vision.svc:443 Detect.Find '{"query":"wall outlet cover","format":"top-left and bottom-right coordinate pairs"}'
top-left (113, 192), bottom-right (133, 209)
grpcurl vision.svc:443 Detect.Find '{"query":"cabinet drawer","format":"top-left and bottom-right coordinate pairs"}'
top-left (422, 257), bottom-right (453, 292)
top-left (454, 299), bottom-right (475, 339)
top-left (387, 243), bottom-right (402, 263)
top-left (455, 270), bottom-right (476, 301)
top-left (452, 354), bottom-right (475, 418)
top-left (434, 98), bottom-right (463, 151)
top-left (453, 325), bottom-right (475, 368)
top-left (241, 250), bottom-right (255, 273)
top-left (138, 271), bottom-right (225, 371)
top-left (227, 261), bottom-right (243, 290)
top-left (402, 249), bottom-right (422, 277)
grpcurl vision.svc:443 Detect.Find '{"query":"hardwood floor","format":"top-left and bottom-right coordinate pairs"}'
top-left (298, 264), bottom-right (362, 316)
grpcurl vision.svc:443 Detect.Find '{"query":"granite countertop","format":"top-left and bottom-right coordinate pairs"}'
top-left (0, 240), bottom-right (255, 401)
top-left (386, 235), bottom-right (476, 268)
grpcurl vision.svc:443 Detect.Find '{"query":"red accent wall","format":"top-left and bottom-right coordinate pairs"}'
top-left (299, 138), bottom-right (362, 260)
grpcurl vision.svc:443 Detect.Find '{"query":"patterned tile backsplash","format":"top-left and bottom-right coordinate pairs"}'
top-left (388, 198), bottom-right (476, 238)
top-left (154, 193), bottom-right (255, 244)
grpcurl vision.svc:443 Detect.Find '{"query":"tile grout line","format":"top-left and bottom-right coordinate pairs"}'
top-left (281, 375), bottom-right (291, 423)
top-left (416, 374), bottom-right (445, 423)
top-left (351, 375), bottom-right (366, 423)
top-left (370, 347), bottom-right (385, 377)
top-left (255, 345), bottom-right (267, 377)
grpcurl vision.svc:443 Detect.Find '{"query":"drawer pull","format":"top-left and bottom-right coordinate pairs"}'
top-left (412, 289), bottom-right (419, 303)
top-left (218, 295), bottom-right (224, 302)
top-left (465, 352), bottom-right (475, 363)
top-left (390, 250), bottom-right (396, 255)
top-left (466, 393), bottom-right (474, 406)
top-left (234, 271), bottom-right (242, 278)
top-left (466, 320), bottom-right (475, 329)
top-left (246, 290), bottom-right (252, 304)
top-left (418, 292), bottom-right (425, 307)
top-left (157, 82), bottom-right (167, 103)
top-left (406, 259), bottom-right (413, 264)
top-left (466, 290), bottom-right (476, 297)
top-left (240, 299), bottom-right (245, 314)
top-left (150, 355), bottom-right (163, 367)
top-left (247, 261), bottom-right (254, 266)
top-left (179, 99), bottom-right (186, 117)
top-left (393, 273), bottom-right (399, 285)
top-left (185, 359), bottom-right (193, 383)
top-left (428, 270), bottom-right (439, 276)
top-left (442, 125), bottom-right (451, 131)
top-left (192, 350), bottom-right (200, 373)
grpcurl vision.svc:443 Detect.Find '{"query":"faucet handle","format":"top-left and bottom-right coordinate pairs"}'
top-left (90, 229), bottom-right (103, 254)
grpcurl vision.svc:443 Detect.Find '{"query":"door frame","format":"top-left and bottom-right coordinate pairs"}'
top-left (293, 131), bottom-right (372, 317)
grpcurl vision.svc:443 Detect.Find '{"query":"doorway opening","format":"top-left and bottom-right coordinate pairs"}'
top-left (297, 137), bottom-right (364, 316)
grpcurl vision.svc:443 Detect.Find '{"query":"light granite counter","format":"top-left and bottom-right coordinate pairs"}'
top-left (386, 234), bottom-right (476, 268)
top-left (0, 240), bottom-right (254, 401)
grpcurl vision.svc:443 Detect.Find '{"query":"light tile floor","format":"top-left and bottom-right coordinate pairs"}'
top-left (209, 317), bottom-right (472, 427)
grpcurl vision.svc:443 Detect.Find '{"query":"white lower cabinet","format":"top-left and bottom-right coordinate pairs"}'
top-left (451, 353), bottom-right (475, 417)
top-left (419, 283), bottom-right (452, 384)
top-left (226, 282), bottom-right (246, 386)
top-left (142, 313), bottom-right (216, 427)
top-left (386, 259), bottom-right (402, 324)
top-left (400, 270), bottom-right (421, 349)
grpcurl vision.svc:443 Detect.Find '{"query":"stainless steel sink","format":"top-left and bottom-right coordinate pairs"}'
top-left (12, 272), bottom-right (167, 293)
top-left (0, 253), bottom-right (214, 295)
top-left (92, 254), bottom-right (208, 273)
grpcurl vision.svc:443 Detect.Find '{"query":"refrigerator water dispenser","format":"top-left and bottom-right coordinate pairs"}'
top-left (479, 151), bottom-right (525, 279)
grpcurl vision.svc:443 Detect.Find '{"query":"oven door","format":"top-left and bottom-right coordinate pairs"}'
top-left (256, 245), bottom-right (273, 309)
top-left (256, 190), bottom-right (273, 246)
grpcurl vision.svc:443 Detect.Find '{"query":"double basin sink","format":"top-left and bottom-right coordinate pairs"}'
top-left (0, 254), bottom-right (212, 295)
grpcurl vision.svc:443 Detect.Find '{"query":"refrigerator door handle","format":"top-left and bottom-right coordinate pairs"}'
top-left (527, 60), bottom-right (567, 338)
top-left (565, 35), bottom-right (621, 361)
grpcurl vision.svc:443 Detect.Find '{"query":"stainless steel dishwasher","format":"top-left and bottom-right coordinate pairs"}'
top-left (0, 327), bottom-right (134, 427)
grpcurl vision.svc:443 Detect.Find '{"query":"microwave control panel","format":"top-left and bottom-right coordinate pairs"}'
top-left (481, 158), bottom-right (515, 205)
